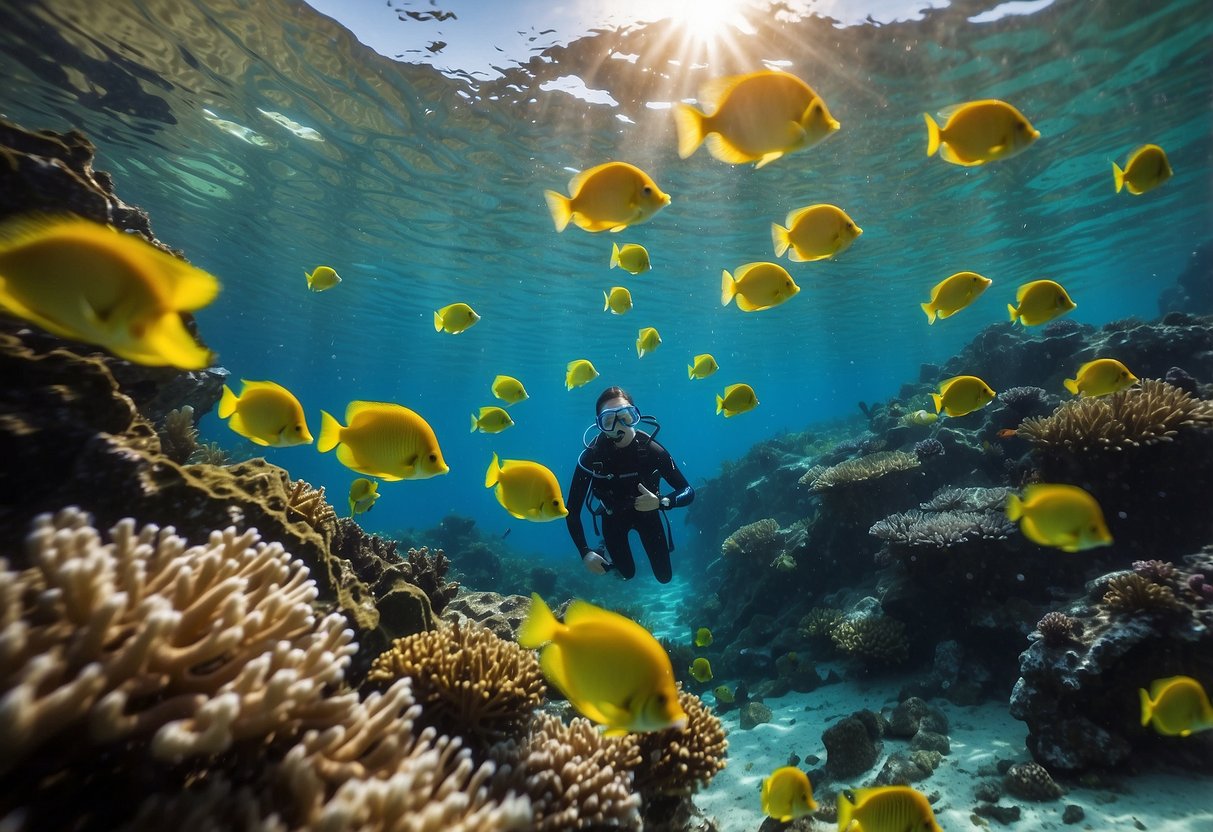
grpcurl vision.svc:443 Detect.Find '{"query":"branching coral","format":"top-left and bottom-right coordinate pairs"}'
top-left (920, 487), bottom-right (1013, 513)
top-left (286, 479), bottom-right (338, 537)
top-left (400, 545), bottom-right (459, 614)
top-left (798, 607), bottom-right (844, 639)
top-left (831, 617), bottom-right (909, 664)
top-left (800, 450), bottom-right (920, 492)
top-left (721, 518), bottom-right (779, 558)
top-left (157, 405), bottom-right (199, 464)
top-left (1100, 573), bottom-right (1183, 615)
top-left (629, 689), bottom-right (728, 798)
top-left (1034, 611), bottom-right (1081, 647)
top-left (1132, 559), bottom-right (1176, 584)
top-left (870, 509), bottom-right (1014, 547)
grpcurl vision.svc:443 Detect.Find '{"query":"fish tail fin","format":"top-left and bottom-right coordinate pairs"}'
top-left (1139, 688), bottom-right (1153, 726)
top-left (688, 364), bottom-right (694, 380)
top-left (1063, 377), bottom-right (1079, 395)
top-left (471, 412), bottom-right (479, 433)
top-left (433, 310), bottom-right (444, 332)
top-left (715, 394), bottom-right (724, 415)
top-left (924, 113), bottom-right (941, 157)
top-left (771, 223), bottom-right (791, 258)
top-left (1007, 303), bottom-right (1019, 323)
top-left (218, 385), bottom-right (238, 419)
top-left (921, 302), bottom-right (937, 324)
top-left (317, 410), bottom-right (342, 453)
top-left (1112, 161), bottom-right (1125, 193)
top-left (673, 103), bottom-right (706, 159)
top-left (485, 452), bottom-right (501, 488)
top-left (518, 593), bottom-right (559, 648)
top-left (603, 291), bottom-right (611, 312)
top-left (721, 270), bottom-right (736, 307)
top-left (1006, 493), bottom-right (1024, 522)
top-left (636, 338), bottom-right (644, 358)
top-left (304, 269), bottom-right (314, 290)
top-left (930, 392), bottom-right (943, 414)
top-left (610, 242), bottom-right (621, 269)
top-left (544, 189), bottom-right (572, 232)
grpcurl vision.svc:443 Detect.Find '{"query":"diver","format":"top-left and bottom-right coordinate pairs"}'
top-left (567, 386), bottom-right (695, 583)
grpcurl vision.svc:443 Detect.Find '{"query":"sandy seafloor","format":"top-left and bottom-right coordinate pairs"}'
top-left (622, 576), bottom-right (1213, 831)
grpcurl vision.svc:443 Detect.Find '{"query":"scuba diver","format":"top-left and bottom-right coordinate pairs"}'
top-left (567, 386), bottom-right (695, 583)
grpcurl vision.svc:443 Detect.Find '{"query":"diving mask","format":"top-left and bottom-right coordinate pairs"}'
top-left (596, 404), bottom-right (640, 433)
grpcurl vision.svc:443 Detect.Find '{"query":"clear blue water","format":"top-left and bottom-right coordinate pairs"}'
top-left (0, 0), bottom-right (1210, 563)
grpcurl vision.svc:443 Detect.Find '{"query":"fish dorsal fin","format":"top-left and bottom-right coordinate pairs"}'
top-left (698, 72), bottom-right (754, 111)
top-left (938, 376), bottom-right (969, 393)
top-left (567, 162), bottom-right (618, 198)
top-left (936, 102), bottom-right (971, 122)
top-left (1149, 676), bottom-right (1186, 698)
top-left (785, 204), bottom-right (824, 229)
top-left (346, 400), bottom-right (398, 422)
top-left (242, 379), bottom-right (290, 396)
top-left (160, 255), bottom-right (221, 311)
top-left (564, 598), bottom-right (608, 627)
top-left (1074, 359), bottom-right (1103, 377)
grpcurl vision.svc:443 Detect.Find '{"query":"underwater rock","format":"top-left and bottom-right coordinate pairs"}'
top-left (822, 712), bottom-right (883, 779)
top-left (974, 803), bottom-right (1022, 824)
top-left (873, 750), bottom-right (937, 786)
top-left (1003, 761), bottom-right (1063, 801)
top-left (1063, 804), bottom-right (1085, 824)
top-left (739, 701), bottom-right (773, 730)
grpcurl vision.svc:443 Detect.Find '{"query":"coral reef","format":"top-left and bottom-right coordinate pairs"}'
top-left (830, 616), bottom-right (909, 665)
top-left (630, 690), bottom-right (728, 798)
top-left (1100, 573), bottom-right (1183, 615)
top-left (441, 589), bottom-right (532, 641)
top-left (721, 518), bottom-right (780, 558)
top-left (800, 450), bottom-right (921, 491)
top-left (798, 607), bottom-right (844, 640)
top-left (870, 509), bottom-right (1013, 549)
top-left (1034, 612), bottom-right (1081, 647)
top-left (286, 478), bottom-right (339, 535)
top-left (157, 405), bottom-right (200, 464)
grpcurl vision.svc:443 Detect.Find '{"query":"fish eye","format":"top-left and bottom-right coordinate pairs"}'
top-left (642, 185), bottom-right (652, 195)
top-left (295, 426), bottom-right (303, 433)
top-left (428, 453), bottom-right (438, 462)
top-left (552, 499), bottom-right (559, 507)
top-left (655, 693), bottom-right (667, 704)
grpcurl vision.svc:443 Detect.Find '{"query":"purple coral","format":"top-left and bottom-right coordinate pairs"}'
top-left (1132, 559), bottom-right (1176, 584)
top-left (1188, 574), bottom-right (1213, 603)
top-left (913, 438), bottom-right (944, 461)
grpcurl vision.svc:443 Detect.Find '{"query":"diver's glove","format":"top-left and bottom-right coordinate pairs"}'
top-left (582, 551), bottom-right (609, 575)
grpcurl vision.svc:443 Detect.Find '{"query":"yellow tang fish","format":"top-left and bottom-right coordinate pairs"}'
top-left (771, 204), bottom-right (862, 262)
top-left (318, 401), bottom-right (449, 481)
top-left (0, 216), bottom-right (219, 369)
top-left (304, 265), bottom-right (341, 292)
top-left (518, 594), bottom-right (688, 735)
top-left (689, 657), bottom-right (713, 683)
top-left (610, 242), bottom-right (651, 275)
top-left (694, 627), bottom-right (713, 647)
top-left (921, 271), bottom-right (992, 324)
top-left (674, 70), bottom-right (840, 169)
top-left (761, 766), bottom-right (817, 823)
top-left (492, 374), bottom-right (528, 405)
top-left (721, 262), bottom-right (800, 312)
top-left (931, 375), bottom-right (996, 418)
top-left (924, 99), bottom-right (1039, 166)
top-left (1139, 676), bottom-right (1213, 737)
top-left (434, 302), bottom-right (480, 334)
top-left (902, 409), bottom-right (938, 427)
top-left (717, 383), bottom-right (758, 417)
top-left (603, 286), bottom-right (633, 315)
top-left (1114, 144), bottom-right (1172, 195)
top-left (566, 358), bottom-right (599, 390)
top-left (1064, 358), bottom-right (1138, 398)
top-left (688, 353), bottom-right (719, 380)
top-left (545, 161), bottom-right (670, 233)
top-left (837, 786), bottom-right (942, 832)
top-left (348, 477), bottom-right (379, 517)
top-left (485, 452), bottom-right (567, 521)
top-left (471, 406), bottom-right (515, 434)
top-left (218, 379), bottom-right (313, 447)
top-left (713, 685), bottom-right (735, 704)
top-left (636, 326), bottom-right (661, 358)
top-left (1006, 483), bottom-right (1112, 553)
top-left (1008, 279), bottom-right (1077, 327)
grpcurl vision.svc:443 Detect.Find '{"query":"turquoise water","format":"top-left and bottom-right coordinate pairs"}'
top-left (0, 0), bottom-right (1210, 562)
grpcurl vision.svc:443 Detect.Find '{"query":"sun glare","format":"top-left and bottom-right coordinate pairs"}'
top-left (609, 0), bottom-right (753, 43)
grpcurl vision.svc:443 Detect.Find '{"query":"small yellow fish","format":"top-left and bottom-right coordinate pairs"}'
top-left (902, 409), bottom-right (939, 427)
top-left (1064, 358), bottom-right (1138, 397)
top-left (931, 375), bottom-right (996, 418)
top-left (434, 302), bottom-right (480, 334)
top-left (318, 401), bottom-right (449, 481)
top-left (566, 359), bottom-right (599, 390)
top-left (688, 354), bottom-right (719, 380)
top-left (636, 326), bottom-right (661, 358)
top-left (837, 786), bottom-right (942, 832)
top-left (604, 286), bottom-right (633, 315)
top-left (1006, 483), bottom-right (1112, 553)
top-left (545, 161), bottom-right (670, 233)
top-left (304, 265), bottom-right (341, 292)
top-left (924, 99), bottom-right (1039, 166)
top-left (674, 70), bottom-right (840, 168)
top-left (689, 657), bottom-right (713, 683)
top-left (1139, 676), bottom-right (1213, 737)
top-left (492, 374), bottom-right (529, 405)
top-left (518, 594), bottom-right (688, 736)
top-left (694, 627), bottom-right (713, 647)
top-left (485, 453), bottom-right (567, 521)
top-left (218, 379), bottom-right (313, 447)
top-left (722, 262), bottom-right (800, 312)
top-left (610, 242), bottom-right (651, 275)
top-left (348, 477), bottom-right (379, 517)
top-left (713, 685), bottom-right (735, 704)
top-left (471, 406), bottom-right (515, 434)
top-left (1008, 279), bottom-right (1077, 326)
top-left (1114, 144), bottom-right (1172, 195)
top-left (921, 271), bottom-right (992, 324)
top-left (0, 216), bottom-right (219, 369)
top-left (761, 766), bottom-right (817, 823)
top-left (717, 383), bottom-right (759, 418)
top-left (771, 204), bottom-right (862, 262)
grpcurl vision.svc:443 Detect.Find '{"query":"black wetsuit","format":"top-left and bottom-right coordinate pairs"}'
top-left (566, 433), bottom-right (694, 583)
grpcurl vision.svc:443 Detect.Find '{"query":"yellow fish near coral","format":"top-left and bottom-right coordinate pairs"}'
top-left (1006, 483), bottom-right (1113, 553)
top-left (518, 594), bottom-right (687, 736)
top-left (761, 767), bottom-right (817, 823)
top-left (674, 70), bottom-right (839, 168)
top-left (318, 401), bottom-right (449, 481)
top-left (771, 204), bottom-right (862, 262)
top-left (1139, 676), bottom-right (1213, 737)
top-left (566, 359), bottom-right (599, 390)
top-left (471, 406), bottom-right (515, 434)
top-left (486, 453), bottom-right (567, 521)
top-left (604, 286), bottom-right (633, 315)
top-left (0, 216), bottom-right (219, 369)
top-left (434, 302), bottom-right (480, 334)
top-left (717, 383), bottom-right (759, 418)
top-left (610, 242), bottom-right (651, 275)
top-left (348, 477), bottom-right (379, 517)
top-left (713, 685), bottom-right (735, 704)
top-left (838, 786), bottom-right (942, 832)
top-left (688, 354), bottom-right (719, 381)
top-left (1064, 358), bottom-right (1138, 397)
top-left (902, 409), bottom-right (939, 427)
top-left (1008, 279), bottom-right (1077, 327)
top-left (930, 375), bottom-right (996, 418)
top-left (722, 262), bottom-right (800, 312)
top-left (924, 99), bottom-right (1039, 166)
top-left (694, 627), bottom-right (713, 647)
top-left (218, 380), bottom-right (313, 447)
top-left (492, 374), bottom-right (529, 405)
top-left (636, 326), bottom-right (662, 358)
top-left (921, 271), bottom-right (992, 324)
top-left (304, 265), bottom-right (341, 292)
top-left (1114, 144), bottom-right (1172, 195)
top-left (689, 658), bottom-right (713, 683)
top-left (545, 161), bottom-right (670, 233)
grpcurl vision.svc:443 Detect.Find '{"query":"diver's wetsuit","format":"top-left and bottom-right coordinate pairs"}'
top-left (566, 433), bottom-right (694, 583)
